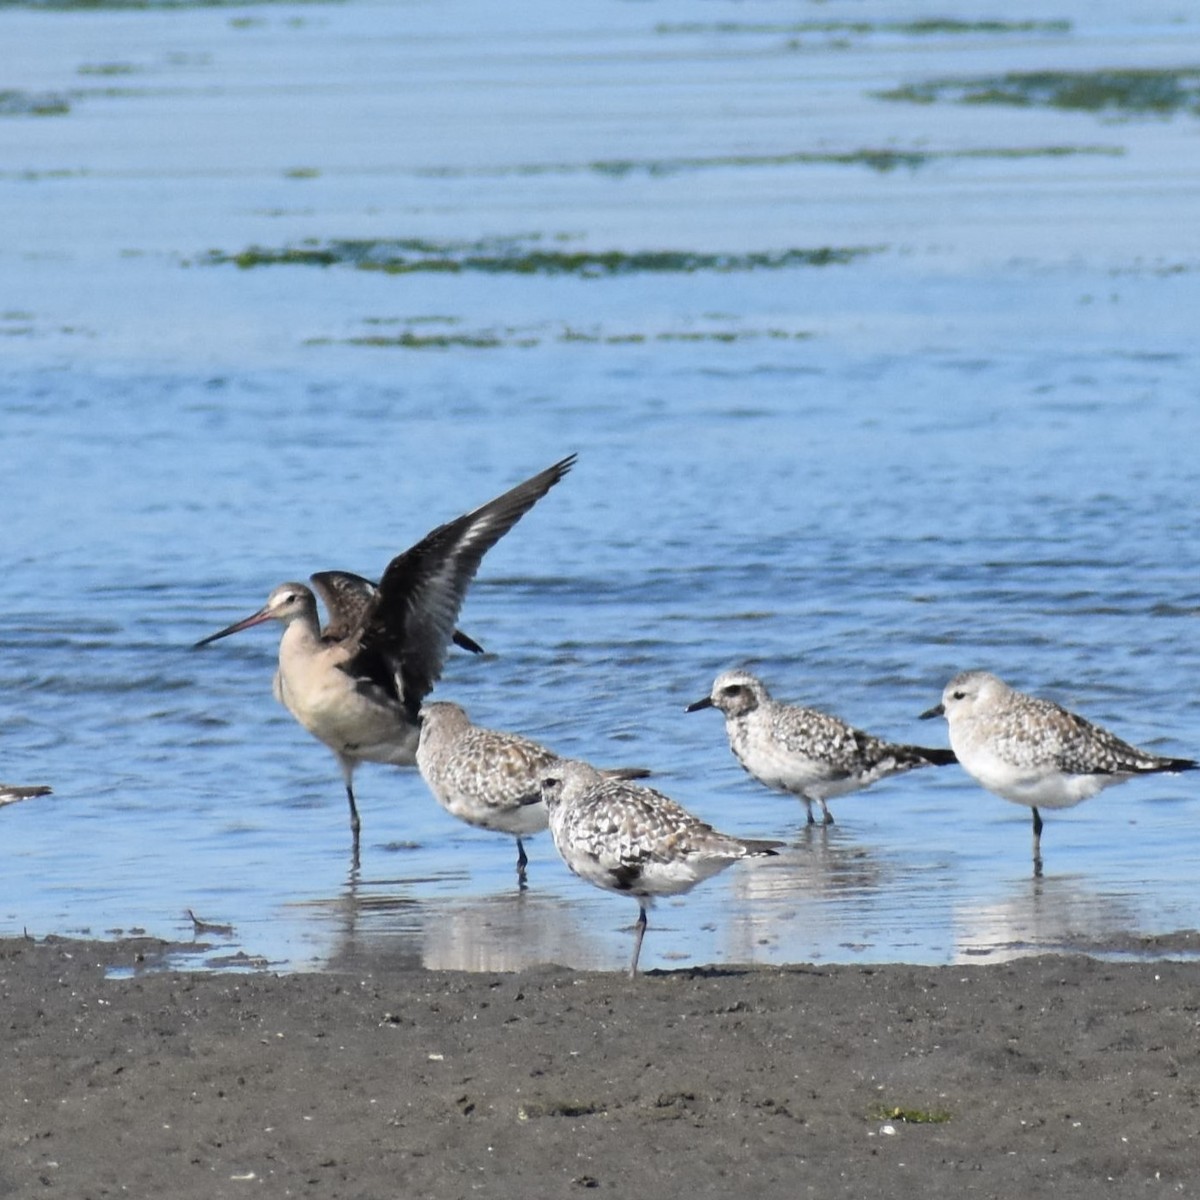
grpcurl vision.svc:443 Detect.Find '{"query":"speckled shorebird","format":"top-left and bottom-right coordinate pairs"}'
top-left (0, 783), bottom-right (51, 807)
top-left (686, 669), bottom-right (957, 825)
top-left (194, 455), bottom-right (576, 852)
top-left (416, 701), bottom-right (649, 887)
top-left (921, 670), bottom-right (1197, 861)
top-left (537, 758), bottom-right (782, 977)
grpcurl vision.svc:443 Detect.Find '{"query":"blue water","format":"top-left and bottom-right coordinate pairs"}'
top-left (4, 0), bottom-right (1200, 972)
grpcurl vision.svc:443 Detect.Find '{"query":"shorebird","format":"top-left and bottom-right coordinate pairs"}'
top-left (687, 669), bottom-right (957, 825)
top-left (537, 758), bottom-right (782, 977)
top-left (416, 701), bottom-right (649, 886)
top-left (0, 783), bottom-right (51, 808)
top-left (195, 455), bottom-right (576, 849)
top-left (921, 670), bottom-right (1197, 863)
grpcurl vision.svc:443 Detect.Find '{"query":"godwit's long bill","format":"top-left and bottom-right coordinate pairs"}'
top-left (195, 455), bottom-right (576, 852)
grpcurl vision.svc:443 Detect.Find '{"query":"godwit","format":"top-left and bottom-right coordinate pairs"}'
top-left (922, 670), bottom-right (1196, 867)
top-left (416, 700), bottom-right (648, 886)
top-left (687, 669), bottom-right (956, 825)
top-left (195, 455), bottom-right (576, 849)
top-left (536, 759), bottom-right (782, 977)
top-left (0, 783), bottom-right (51, 808)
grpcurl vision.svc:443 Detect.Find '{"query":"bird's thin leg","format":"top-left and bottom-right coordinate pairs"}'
top-left (516, 837), bottom-right (529, 889)
top-left (819, 799), bottom-right (835, 826)
top-left (1031, 806), bottom-right (1043, 876)
top-left (629, 903), bottom-right (648, 978)
top-left (337, 758), bottom-right (362, 868)
top-left (801, 797), bottom-right (816, 826)
top-left (338, 758), bottom-right (362, 838)
top-left (347, 792), bottom-right (361, 872)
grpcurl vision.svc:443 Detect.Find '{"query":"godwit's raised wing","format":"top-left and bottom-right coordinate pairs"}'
top-left (194, 455), bottom-right (576, 855)
top-left (346, 453), bottom-right (576, 710)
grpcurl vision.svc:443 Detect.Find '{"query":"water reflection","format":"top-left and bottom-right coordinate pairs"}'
top-left (953, 872), bottom-right (1141, 964)
top-left (725, 827), bottom-right (932, 963)
top-left (292, 864), bottom-right (614, 973)
top-left (418, 892), bottom-right (612, 973)
top-left (212, 814), bottom-right (1200, 973)
top-left (168, 826), bottom-right (1198, 974)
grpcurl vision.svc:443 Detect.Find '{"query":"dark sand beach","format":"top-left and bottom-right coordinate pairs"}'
top-left (3, 936), bottom-right (1199, 1198)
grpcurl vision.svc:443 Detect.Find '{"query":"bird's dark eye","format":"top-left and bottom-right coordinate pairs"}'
top-left (543, 776), bottom-right (560, 789)
top-left (952, 690), bottom-right (965, 700)
top-left (722, 685), bottom-right (742, 697)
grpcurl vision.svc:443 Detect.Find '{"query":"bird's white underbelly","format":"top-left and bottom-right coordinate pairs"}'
top-left (552, 825), bottom-right (731, 898)
top-left (275, 669), bottom-right (417, 765)
top-left (958, 745), bottom-right (1113, 809)
top-left (439, 789), bottom-right (549, 836)
top-left (631, 856), bottom-right (730, 895)
top-left (734, 737), bottom-right (830, 798)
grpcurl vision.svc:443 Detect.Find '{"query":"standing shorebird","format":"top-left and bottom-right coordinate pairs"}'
top-left (416, 701), bottom-right (649, 887)
top-left (537, 758), bottom-right (782, 977)
top-left (194, 455), bottom-right (576, 851)
top-left (687, 669), bottom-right (956, 825)
top-left (0, 783), bottom-right (51, 808)
top-left (922, 670), bottom-right (1197, 865)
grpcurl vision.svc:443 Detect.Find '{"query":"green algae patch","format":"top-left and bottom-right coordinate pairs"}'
top-left (878, 67), bottom-right (1200, 116)
top-left (317, 320), bottom-right (814, 351)
top-left (575, 144), bottom-right (1114, 176)
top-left (0, 0), bottom-right (342, 8)
top-left (415, 144), bottom-right (1121, 181)
top-left (0, 90), bottom-right (70, 116)
top-left (77, 62), bottom-right (140, 76)
top-left (206, 237), bottom-right (876, 277)
top-left (340, 331), bottom-right (514, 350)
top-left (1, 168), bottom-right (87, 181)
top-left (868, 1103), bottom-right (952, 1124)
top-left (894, 19), bottom-right (1069, 35)
top-left (657, 19), bottom-right (1069, 38)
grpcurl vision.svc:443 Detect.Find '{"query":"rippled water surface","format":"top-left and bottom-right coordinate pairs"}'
top-left (4, 0), bottom-right (1200, 973)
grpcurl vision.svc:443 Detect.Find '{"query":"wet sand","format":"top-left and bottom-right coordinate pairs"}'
top-left (3, 936), bottom-right (1198, 1198)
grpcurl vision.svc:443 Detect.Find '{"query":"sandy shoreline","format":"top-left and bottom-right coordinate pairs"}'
top-left (2, 936), bottom-right (1198, 1198)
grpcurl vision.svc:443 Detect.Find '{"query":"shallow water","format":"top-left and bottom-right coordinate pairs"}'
top-left (4, 0), bottom-right (1200, 973)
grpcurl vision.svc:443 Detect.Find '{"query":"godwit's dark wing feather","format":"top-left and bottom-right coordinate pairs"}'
top-left (313, 571), bottom-right (487, 656)
top-left (360, 454), bottom-right (576, 707)
top-left (451, 628), bottom-right (486, 655)
top-left (311, 570), bottom-right (379, 643)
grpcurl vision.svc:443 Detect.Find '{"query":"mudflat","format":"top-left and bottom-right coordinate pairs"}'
top-left (2, 936), bottom-right (1197, 1198)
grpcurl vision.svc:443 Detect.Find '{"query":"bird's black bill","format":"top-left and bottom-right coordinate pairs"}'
top-left (919, 703), bottom-right (945, 720)
top-left (193, 607), bottom-right (273, 648)
top-left (685, 696), bottom-right (714, 713)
